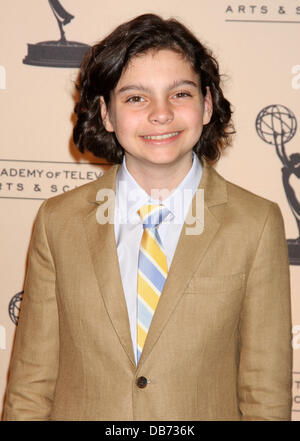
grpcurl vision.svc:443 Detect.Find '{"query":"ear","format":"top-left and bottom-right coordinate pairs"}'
top-left (99, 96), bottom-right (114, 132)
top-left (202, 86), bottom-right (213, 125)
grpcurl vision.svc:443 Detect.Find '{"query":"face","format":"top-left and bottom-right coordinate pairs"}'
top-left (100, 49), bottom-right (212, 176)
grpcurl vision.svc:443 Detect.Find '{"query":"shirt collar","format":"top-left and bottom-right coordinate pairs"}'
top-left (115, 152), bottom-right (202, 225)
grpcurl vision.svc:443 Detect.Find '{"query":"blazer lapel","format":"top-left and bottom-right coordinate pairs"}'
top-left (137, 160), bottom-right (228, 369)
top-left (84, 164), bottom-right (136, 367)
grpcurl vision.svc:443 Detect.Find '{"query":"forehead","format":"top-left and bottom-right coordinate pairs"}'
top-left (117, 49), bottom-right (199, 87)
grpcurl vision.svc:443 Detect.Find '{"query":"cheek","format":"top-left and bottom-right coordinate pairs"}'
top-left (180, 105), bottom-right (204, 130)
top-left (114, 110), bottom-right (144, 136)
top-left (178, 100), bottom-right (202, 117)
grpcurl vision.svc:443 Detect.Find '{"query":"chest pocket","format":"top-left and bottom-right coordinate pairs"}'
top-left (185, 272), bottom-right (245, 295)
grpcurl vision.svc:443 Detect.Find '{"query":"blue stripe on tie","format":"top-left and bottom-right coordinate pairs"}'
top-left (138, 252), bottom-right (166, 293)
top-left (153, 228), bottom-right (163, 248)
top-left (137, 297), bottom-right (154, 329)
top-left (143, 206), bottom-right (170, 228)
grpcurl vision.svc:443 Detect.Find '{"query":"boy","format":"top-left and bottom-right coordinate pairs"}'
top-left (3, 14), bottom-right (292, 420)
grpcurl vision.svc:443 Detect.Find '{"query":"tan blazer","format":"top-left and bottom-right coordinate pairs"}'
top-left (3, 160), bottom-right (292, 421)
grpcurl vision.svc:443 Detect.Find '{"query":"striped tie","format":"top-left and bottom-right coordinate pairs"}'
top-left (137, 204), bottom-right (170, 364)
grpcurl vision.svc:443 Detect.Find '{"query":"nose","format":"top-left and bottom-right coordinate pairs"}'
top-left (148, 99), bottom-right (174, 125)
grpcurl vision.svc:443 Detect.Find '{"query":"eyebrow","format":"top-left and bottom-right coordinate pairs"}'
top-left (116, 79), bottom-right (199, 95)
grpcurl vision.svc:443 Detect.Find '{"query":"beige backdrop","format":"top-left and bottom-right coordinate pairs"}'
top-left (1, 0), bottom-right (299, 419)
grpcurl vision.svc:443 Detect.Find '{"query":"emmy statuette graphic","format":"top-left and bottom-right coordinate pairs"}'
top-left (23, 0), bottom-right (90, 68)
top-left (8, 291), bottom-right (23, 325)
top-left (256, 104), bottom-right (300, 265)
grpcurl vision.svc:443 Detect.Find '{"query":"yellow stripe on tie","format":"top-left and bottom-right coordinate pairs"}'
top-left (141, 230), bottom-right (168, 274)
top-left (137, 273), bottom-right (160, 311)
top-left (137, 323), bottom-right (147, 349)
top-left (138, 204), bottom-right (161, 220)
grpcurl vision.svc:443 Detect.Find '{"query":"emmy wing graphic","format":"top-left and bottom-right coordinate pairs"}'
top-left (23, 0), bottom-right (90, 68)
top-left (256, 105), bottom-right (300, 265)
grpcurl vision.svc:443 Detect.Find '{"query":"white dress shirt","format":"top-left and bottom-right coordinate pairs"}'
top-left (114, 153), bottom-right (202, 363)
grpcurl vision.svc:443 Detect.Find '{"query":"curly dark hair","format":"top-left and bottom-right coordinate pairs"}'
top-left (73, 13), bottom-right (234, 164)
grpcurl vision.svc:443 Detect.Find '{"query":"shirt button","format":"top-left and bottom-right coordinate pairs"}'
top-left (136, 376), bottom-right (148, 388)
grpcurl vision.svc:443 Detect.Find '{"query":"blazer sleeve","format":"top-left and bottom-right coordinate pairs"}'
top-left (3, 200), bottom-right (59, 421)
top-left (238, 202), bottom-right (293, 420)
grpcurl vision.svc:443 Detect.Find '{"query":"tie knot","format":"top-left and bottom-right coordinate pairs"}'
top-left (138, 204), bottom-right (170, 229)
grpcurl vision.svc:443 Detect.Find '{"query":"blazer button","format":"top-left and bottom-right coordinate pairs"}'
top-left (136, 376), bottom-right (148, 388)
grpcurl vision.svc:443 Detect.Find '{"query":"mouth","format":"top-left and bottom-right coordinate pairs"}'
top-left (140, 131), bottom-right (182, 143)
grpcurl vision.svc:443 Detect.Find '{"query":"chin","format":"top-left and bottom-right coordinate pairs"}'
top-left (146, 154), bottom-right (180, 165)
top-left (151, 150), bottom-right (191, 163)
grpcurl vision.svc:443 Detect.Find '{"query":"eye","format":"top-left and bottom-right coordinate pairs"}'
top-left (126, 95), bottom-right (145, 103)
top-left (173, 92), bottom-right (192, 99)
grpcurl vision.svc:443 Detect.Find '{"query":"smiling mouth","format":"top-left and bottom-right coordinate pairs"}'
top-left (142, 131), bottom-right (180, 140)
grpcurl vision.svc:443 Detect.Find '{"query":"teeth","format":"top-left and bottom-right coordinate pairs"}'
top-left (143, 131), bottom-right (179, 140)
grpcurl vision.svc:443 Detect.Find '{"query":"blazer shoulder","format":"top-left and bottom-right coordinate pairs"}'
top-left (203, 162), bottom-right (277, 217)
top-left (225, 175), bottom-right (278, 214)
top-left (212, 169), bottom-right (285, 234)
top-left (216, 175), bottom-right (286, 248)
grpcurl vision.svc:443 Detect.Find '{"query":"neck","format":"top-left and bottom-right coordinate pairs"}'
top-left (125, 153), bottom-right (193, 200)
